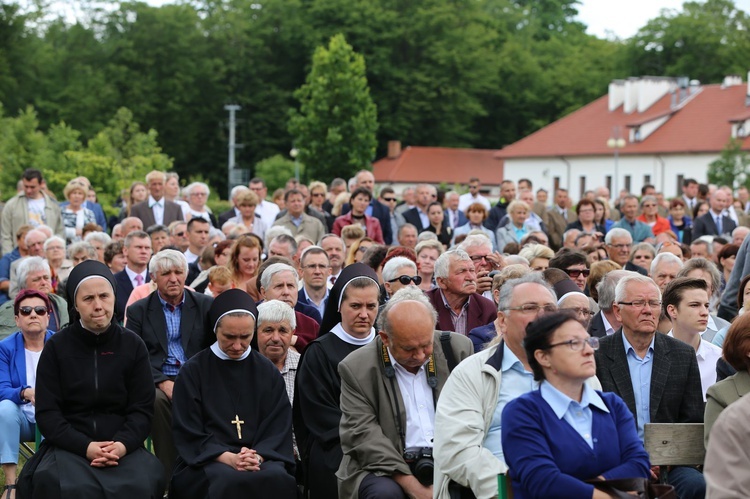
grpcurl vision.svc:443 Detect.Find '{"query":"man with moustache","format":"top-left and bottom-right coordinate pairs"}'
top-left (424, 249), bottom-right (495, 336)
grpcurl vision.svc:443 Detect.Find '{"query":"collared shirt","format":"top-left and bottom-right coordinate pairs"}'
top-left (458, 192), bottom-right (491, 212)
top-left (125, 266), bottom-right (148, 290)
top-left (601, 313), bottom-right (616, 336)
top-left (290, 215), bottom-right (304, 227)
top-left (390, 349), bottom-right (435, 450)
top-left (255, 200), bottom-right (280, 228)
top-left (540, 381), bottom-right (609, 449)
top-left (485, 343), bottom-right (537, 464)
top-left (417, 208), bottom-right (429, 230)
top-left (623, 333), bottom-right (655, 440)
top-left (281, 349), bottom-right (301, 405)
top-left (184, 249), bottom-right (200, 265)
top-left (512, 225), bottom-right (528, 242)
top-left (148, 195), bottom-right (165, 225)
top-left (303, 286), bottom-right (328, 319)
top-left (667, 331), bottom-right (721, 401)
top-left (158, 291), bottom-right (188, 376)
top-left (439, 289), bottom-right (470, 335)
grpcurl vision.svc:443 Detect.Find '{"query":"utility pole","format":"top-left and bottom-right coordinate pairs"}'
top-left (225, 104), bottom-right (242, 200)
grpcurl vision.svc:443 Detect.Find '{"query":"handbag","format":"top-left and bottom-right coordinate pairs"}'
top-left (586, 477), bottom-right (676, 499)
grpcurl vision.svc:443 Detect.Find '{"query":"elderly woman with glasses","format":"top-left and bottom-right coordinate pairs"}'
top-left (501, 311), bottom-right (650, 499)
top-left (0, 290), bottom-right (54, 499)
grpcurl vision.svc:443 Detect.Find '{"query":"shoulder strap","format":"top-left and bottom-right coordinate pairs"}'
top-left (440, 331), bottom-right (458, 372)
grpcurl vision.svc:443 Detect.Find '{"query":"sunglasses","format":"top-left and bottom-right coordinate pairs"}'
top-left (18, 306), bottom-right (48, 316)
top-left (174, 232), bottom-right (185, 237)
top-left (312, 193), bottom-right (326, 198)
top-left (388, 275), bottom-right (423, 286)
top-left (565, 268), bottom-right (591, 278)
top-left (382, 197), bottom-right (397, 202)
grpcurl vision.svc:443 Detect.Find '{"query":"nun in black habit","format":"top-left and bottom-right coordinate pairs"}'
top-left (18, 260), bottom-right (164, 499)
top-left (293, 263), bottom-right (381, 499)
top-left (169, 289), bottom-right (297, 499)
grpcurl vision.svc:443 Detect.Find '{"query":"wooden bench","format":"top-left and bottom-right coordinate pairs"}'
top-left (644, 423), bottom-right (705, 483)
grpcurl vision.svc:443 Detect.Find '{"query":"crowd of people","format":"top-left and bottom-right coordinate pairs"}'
top-left (0, 167), bottom-right (749, 498)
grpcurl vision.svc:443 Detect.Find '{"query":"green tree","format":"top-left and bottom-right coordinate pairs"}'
top-left (254, 154), bottom-right (302, 193)
top-left (708, 138), bottom-right (750, 190)
top-left (288, 34), bottom-right (377, 180)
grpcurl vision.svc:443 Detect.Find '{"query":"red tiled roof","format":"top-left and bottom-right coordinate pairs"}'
top-left (373, 146), bottom-right (503, 185)
top-left (495, 84), bottom-right (750, 159)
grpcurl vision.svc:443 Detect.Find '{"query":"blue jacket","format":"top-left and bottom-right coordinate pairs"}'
top-left (611, 218), bottom-right (654, 243)
top-left (467, 322), bottom-right (496, 353)
top-left (502, 389), bottom-right (650, 499)
top-left (0, 330), bottom-right (55, 404)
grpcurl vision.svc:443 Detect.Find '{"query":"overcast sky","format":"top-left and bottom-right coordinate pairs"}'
top-left (48, 0), bottom-right (750, 40)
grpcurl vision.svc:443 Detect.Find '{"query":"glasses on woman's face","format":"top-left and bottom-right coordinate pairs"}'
top-left (18, 306), bottom-right (49, 316)
top-left (547, 336), bottom-right (599, 352)
top-left (387, 275), bottom-right (423, 286)
top-left (565, 268), bottom-right (590, 278)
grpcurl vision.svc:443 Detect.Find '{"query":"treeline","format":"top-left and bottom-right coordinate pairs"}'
top-left (1, 0), bottom-right (749, 197)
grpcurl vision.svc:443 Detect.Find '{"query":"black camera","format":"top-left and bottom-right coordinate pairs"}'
top-left (403, 447), bottom-right (434, 486)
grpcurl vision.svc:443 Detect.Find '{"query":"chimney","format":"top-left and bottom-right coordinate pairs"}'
top-left (387, 140), bottom-right (402, 159)
top-left (608, 80), bottom-right (625, 111)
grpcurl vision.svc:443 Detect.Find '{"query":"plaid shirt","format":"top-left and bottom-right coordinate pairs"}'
top-left (281, 349), bottom-right (301, 405)
top-left (439, 289), bottom-right (470, 336)
top-left (158, 292), bottom-right (187, 377)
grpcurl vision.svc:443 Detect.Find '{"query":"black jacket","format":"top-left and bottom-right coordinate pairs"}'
top-left (35, 321), bottom-right (155, 457)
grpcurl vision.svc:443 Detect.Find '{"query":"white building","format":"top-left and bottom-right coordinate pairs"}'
top-left (496, 74), bottom-right (750, 200)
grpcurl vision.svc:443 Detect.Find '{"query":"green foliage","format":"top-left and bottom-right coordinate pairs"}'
top-left (254, 155), bottom-right (302, 193)
top-left (0, 105), bottom-right (172, 208)
top-left (288, 34), bottom-right (378, 181)
top-left (708, 138), bottom-right (750, 189)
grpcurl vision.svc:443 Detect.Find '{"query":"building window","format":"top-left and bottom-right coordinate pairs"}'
top-left (606, 176), bottom-right (612, 194)
top-left (624, 175), bottom-right (631, 193)
top-left (677, 174), bottom-right (684, 197)
top-left (579, 176), bottom-right (586, 200)
top-left (644, 175), bottom-right (651, 185)
top-left (553, 176), bottom-right (560, 194)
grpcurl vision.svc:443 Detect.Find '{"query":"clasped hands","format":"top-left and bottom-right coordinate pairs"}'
top-left (217, 447), bottom-right (264, 472)
top-left (86, 441), bottom-right (127, 468)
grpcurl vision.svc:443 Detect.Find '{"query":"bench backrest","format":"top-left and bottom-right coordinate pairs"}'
top-left (644, 423), bottom-right (705, 466)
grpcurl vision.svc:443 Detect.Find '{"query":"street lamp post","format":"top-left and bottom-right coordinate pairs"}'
top-left (290, 148), bottom-right (299, 182)
top-left (607, 126), bottom-right (626, 198)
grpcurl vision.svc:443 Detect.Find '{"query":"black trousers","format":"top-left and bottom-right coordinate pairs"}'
top-left (358, 473), bottom-right (407, 499)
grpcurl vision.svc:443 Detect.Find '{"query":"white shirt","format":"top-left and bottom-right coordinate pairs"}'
top-left (26, 197), bottom-right (46, 227)
top-left (601, 312), bottom-right (616, 336)
top-left (458, 192), bottom-right (491, 212)
top-left (125, 266), bottom-right (148, 289)
top-left (184, 249), bottom-right (200, 265)
top-left (668, 331), bottom-right (722, 401)
top-left (22, 349), bottom-right (42, 423)
top-left (148, 195), bottom-right (165, 225)
top-left (390, 349), bottom-right (435, 450)
top-left (255, 200), bottom-right (280, 228)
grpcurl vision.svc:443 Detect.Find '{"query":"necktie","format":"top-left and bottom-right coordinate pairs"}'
top-left (330, 275), bottom-right (336, 286)
top-left (716, 216), bottom-right (723, 234)
top-left (135, 274), bottom-right (144, 287)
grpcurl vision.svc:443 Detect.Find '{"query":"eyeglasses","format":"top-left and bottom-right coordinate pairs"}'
top-left (469, 254), bottom-right (491, 263)
top-left (388, 275), bottom-right (423, 286)
top-left (608, 243), bottom-right (632, 250)
top-left (174, 232), bottom-right (185, 237)
top-left (618, 300), bottom-right (662, 309)
top-left (382, 197), bottom-right (397, 202)
top-left (312, 193), bottom-right (326, 198)
top-left (566, 307), bottom-right (595, 317)
top-left (18, 306), bottom-right (48, 316)
top-left (469, 185), bottom-right (479, 190)
top-left (191, 192), bottom-right (208, 197)
top-left (302, 264), bottom-right (330, 270)
top-left (642, 204), bottom-right (656, 208)
top-left (46, 246), bottom-right (64, 251)
top-left (578, 209), bottom-right (594, 214)
top-left (546, 337), bottom-right (599, 352)
top-left (565, 268), bottom-right (590, 278)
top-left (505, 304), bottom-right (557, 315)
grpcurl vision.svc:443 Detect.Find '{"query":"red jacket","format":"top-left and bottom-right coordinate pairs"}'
top-left (636, 214), bottom-right (671, 236)
top-left (332, 212), bottom-right (385, 244)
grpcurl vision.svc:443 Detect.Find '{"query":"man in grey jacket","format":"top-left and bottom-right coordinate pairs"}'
top-left (337, 287), bottom-right (473, 499)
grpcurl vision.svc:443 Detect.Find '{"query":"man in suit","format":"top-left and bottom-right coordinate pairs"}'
top-left (604, 228), bottom-right (648, 276)
top-left (545, 188), bottom-right (577, 250)
top-left (297, 246), bottom-right (330, 320)
top-left (402, 184), bottom-right (436, 233)
top-left (424, 249), bottom-right (496, 336)
top-left (681, 178), bottom-right (699, 219)
top-left (692, 189), bottom-right (737, 239)
top-left (126, 249), bottom-right (213, 482)
top-left (589, 270), bottom-right (630, 338)
top-left (611, 195), bottom-right (655, 244)
top-left (337, 287), bottom-right (472, 498)
top-left (341, 170), bottom-right (393, 244)
top-left (113, 230), bottom-right (152, 323)
top-left (130, 170), bottom-right (184, 228)
top-left (595, 274), bottom-right (705, 499)
top-left (443, 191), bottom-right (467, 229)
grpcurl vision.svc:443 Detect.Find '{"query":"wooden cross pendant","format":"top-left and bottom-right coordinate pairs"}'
top-left (231, 414), bottom-right (244, 439)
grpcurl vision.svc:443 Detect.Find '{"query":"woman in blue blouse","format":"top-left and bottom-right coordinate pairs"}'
top-left (501, 311), bottom-right (649, 499)
top-left (0, 290), bottom-right (54, 498)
